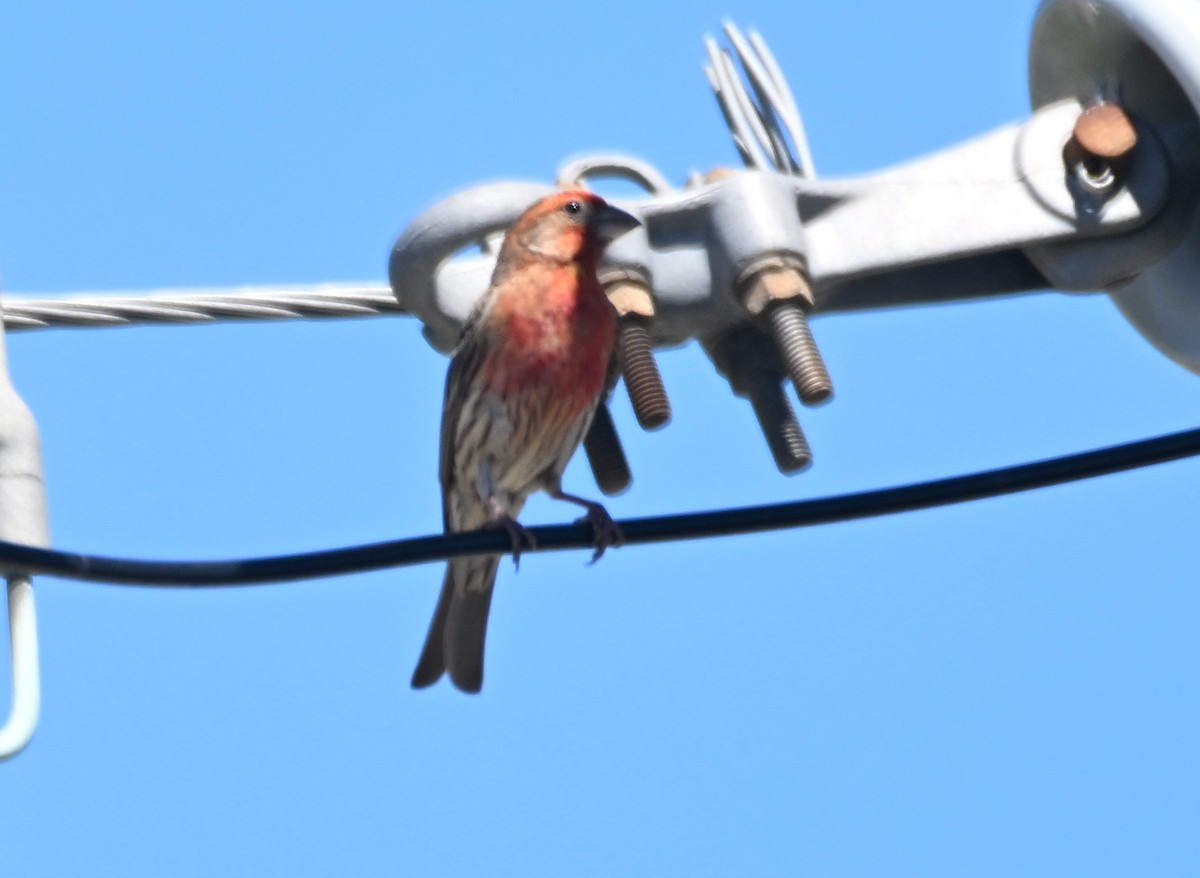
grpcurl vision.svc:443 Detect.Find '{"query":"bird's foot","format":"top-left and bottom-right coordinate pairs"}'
top-left (486, 511), bottom-right (536, 570)
top-left (574, 501), bottom-right (623, 565)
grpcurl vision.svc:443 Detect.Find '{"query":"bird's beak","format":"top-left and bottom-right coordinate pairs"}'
top-left (594, 203), bottom-right (641, 243)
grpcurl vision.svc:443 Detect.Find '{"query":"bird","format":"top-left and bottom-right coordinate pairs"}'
top-left (411, 189), bottom-right (641, 693)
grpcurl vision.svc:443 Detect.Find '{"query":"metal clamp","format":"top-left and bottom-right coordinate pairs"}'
top-left (388, 22), bottom-right (1175, 473)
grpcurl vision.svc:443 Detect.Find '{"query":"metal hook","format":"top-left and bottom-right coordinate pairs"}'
top-left (0, 576), bottom-right (40, 760)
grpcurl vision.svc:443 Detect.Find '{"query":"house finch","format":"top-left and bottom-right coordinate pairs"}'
top-left (411, 190), bottom-right (641, 692)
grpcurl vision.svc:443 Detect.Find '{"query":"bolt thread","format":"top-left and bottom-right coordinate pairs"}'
top-left (766, 302), bottom-right (833, 406)
top-left (583, 403), bottom-right (632, 496)
top-left (619, 320), bottom-right (672, 430)
top-left (747, 374), bottom-right (812, 473)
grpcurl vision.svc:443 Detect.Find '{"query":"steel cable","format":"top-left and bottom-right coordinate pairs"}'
top-left (2, 284), bottom-right (401, 331)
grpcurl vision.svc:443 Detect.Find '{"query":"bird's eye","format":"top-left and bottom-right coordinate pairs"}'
top-left (563, 200), bottom-right (583, 215)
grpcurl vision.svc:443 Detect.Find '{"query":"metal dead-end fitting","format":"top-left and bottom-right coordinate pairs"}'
top-left (0, 295), bottom-right (50, 761)
top-left (737, 255), bottom-right (832, 406)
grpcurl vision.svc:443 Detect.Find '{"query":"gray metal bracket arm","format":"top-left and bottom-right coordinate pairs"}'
top-left (390, 96), bottom-right (1171, 353)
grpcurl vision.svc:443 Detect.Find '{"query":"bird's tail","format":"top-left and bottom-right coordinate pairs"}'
top-left (411, 554), bottom-right (501, 693)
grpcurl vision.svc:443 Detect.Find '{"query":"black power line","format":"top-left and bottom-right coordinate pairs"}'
top-left (3, 426), bottom-right (1198, 587)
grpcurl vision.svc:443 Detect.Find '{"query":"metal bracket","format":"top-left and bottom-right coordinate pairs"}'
top-left (390, 111), bottom-right (1171, 351)
top-left (387, 24), bottom-right (1175, 474)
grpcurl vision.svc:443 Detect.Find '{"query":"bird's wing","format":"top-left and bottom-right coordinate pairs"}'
top-left (438, 289), bottom-right (499, 532)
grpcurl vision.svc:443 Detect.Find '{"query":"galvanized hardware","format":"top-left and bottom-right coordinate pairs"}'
top-left (583, 403), bottom-right (633, 497)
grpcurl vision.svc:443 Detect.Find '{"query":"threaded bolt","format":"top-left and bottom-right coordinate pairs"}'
top-left (702, 326), bottom-right (815, 475)
top-left (738, 261), bottom-right (833, 407)
top-left (765, 300), bottom-right (833, 406)
top-left (746, 372), bottom-right (812, 473)
top-left (618, 318), bottom-right (671, 430)
top-left (605, 277), bottom-right (672, 432)
top-left (583, 402), bottom-right (632, 496)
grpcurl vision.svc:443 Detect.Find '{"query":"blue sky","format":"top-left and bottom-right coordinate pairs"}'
top-left (2, 1), bottom-right (1198, 875)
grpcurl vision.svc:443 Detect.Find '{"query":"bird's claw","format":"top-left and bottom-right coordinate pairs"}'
top-left (486, 512), bottom-right (537, 570)
top-left (575, 502), bottom-right (623, 565)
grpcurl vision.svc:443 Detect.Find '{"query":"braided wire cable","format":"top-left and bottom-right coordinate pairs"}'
top-left (706, 23), bottom-right (816, 177)
top-left (2, 283), bottom-right (402, 331)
